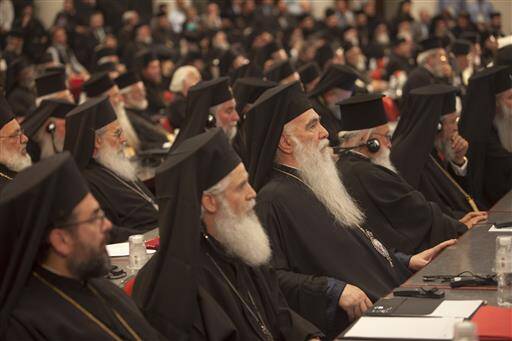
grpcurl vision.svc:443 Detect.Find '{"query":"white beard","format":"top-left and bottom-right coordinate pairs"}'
top-left (292, 137), bottom-right (365, 228)
top-left (125, 96), bottom-right (149, 111)
top-left (213, 196), bottom-right (272, 267)
top-left (435, 137), bottom-right (456, 163)
top-left (0, 149), bottom-right (32, 172)
top-left (94, 142), bottom-right (138, 181)
top-left (115, 103), bottom-right (140, 150)
top-left (494, 103), bottom-right (512, 153)
top-left (370, 147), bottom-right (398, 173)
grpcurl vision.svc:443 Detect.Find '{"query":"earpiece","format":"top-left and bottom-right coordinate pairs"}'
top-left (206, 113), bottom-right (216, 128)
top-left (335, 138), bottom-right (381, 154)
top-left (437, 121), bottom-right (443, 133)
top-left (47, 122), bottom-right (56, 134)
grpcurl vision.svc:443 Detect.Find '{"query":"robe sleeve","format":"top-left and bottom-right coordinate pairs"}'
top-left (256, 200), bottom-right (342, 336)
top-left (4, 317), bottom-right (36, 341)
top-left (354, 163), bottom-right (467, 252)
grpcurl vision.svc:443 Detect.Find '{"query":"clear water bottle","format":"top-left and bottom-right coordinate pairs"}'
top-left (494, 236), bottom-right (512, 307)
top-left (452, 321), bottom-right (478, 341)
top-left (128, 234), bottom-right (148, 271)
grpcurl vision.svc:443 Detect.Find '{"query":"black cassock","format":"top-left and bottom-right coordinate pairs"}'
top-left (255, 166), bottom-right (410, 337)
top-left (480, 128), bottom-right (512, 206)
top-left (337, 152), bottom-right (466, 253)
top-left (167, 93), bottom-right (187, 129)
top-left (187, 234), bottom-right (321, 340)
top-left (83, 161), bottom-right (159, 242)
top-left (0, 164), bottom-right (16, 192)
top-left (309, 97), bottom-right (342, 147)
top-left (5, 266), bottom-right (162, 340)
top-left (400, 66), bottom-right (435, 104)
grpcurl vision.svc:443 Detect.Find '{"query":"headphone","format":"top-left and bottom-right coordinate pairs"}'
top-left (206, 113), bottom-right (216, 129)
top-left (436, 121), bottom-right (443, 133)
top-left (335, 138), bottom-right (381, 154)
top-left (46, 122), bottom-right (58, 154)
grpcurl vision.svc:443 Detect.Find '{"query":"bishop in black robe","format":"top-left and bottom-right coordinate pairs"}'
top-left (133, 129), bottom-right (321, 341)
top-left (0, 153), bottom-right (162, 341)
top-left (392, 84), bottom-right (477, 219)
top-left (64, 96), bottom-right (159, 242)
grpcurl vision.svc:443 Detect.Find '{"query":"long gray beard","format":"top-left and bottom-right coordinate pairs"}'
top-left (1, 149), bottom-right (32, 172)
top-left (292, 137), bottom-right (365, 228)
top-left (213, 197), bottom-right (272, 267)
top-left (371, 148), bottom-right (398, 173)
top-left (95, 143), bottom-right (138, 181)
top-left (495, 103), bottom-right (512, 153)
top-left (435, 137), bottom-right (456, 163)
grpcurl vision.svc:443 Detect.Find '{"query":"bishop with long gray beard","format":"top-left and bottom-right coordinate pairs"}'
top-left (336, 93), bottom-right (470, 254)
top-left (0, 96), bottom-right (31, 192)
top-left (132, 129), bottom-right (322, 341)
top-left (64, 96), bottom-right (158, 243)
top-left (459, 65), bottom-right (512, 208)
top-left (246, 82), bottom-right (456, 338)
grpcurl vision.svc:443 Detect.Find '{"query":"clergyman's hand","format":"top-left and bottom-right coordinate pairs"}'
top-left (451, 133), bottom-right (469, 166)
top-left (338, 284), bottom-right (373, 321)
top-left (459, 211), bottom-right (488, 229)
top-left (409, 239), bottom-right (457, 271)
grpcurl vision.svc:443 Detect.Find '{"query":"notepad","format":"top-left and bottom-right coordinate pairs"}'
top-left (106, 242), bottom-right (157, 257)
top-left (343, 316), bottom-right (463, 340)
top-left (427, 300), bottom-right (483, 318)
top-left (489, 225), bottom-right (512, 232)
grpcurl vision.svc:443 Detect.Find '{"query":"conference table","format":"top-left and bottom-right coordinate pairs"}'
top-left (109, 191), bottom-right (512, 338)
top-left (338, 190), bottom-right (512, 339)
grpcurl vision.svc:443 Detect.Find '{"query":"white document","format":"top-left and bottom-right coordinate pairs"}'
top-left (489, 225), bottom-right (512, 232)
top-left (427, 300), bottom-right (483, 318)
top-left (106, 242), bottom-right (156, 257)
top-left (343, 316), bottom-right (463, 340)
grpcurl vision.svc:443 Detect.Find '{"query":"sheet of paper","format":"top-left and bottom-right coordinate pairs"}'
top-left (489, 225), bottom-right (512, 232)
top-left (106, 242), bottom-right (156, 257)
top-left (427, 300), bottom-right (483, 318)
top-left (343, 316), bottom-right (462, 340)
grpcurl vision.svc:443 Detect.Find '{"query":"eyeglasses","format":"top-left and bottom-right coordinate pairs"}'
top-left (59, 211), bottom-right (107, 228)
top-left (0, 129), bottom-right (25, 142)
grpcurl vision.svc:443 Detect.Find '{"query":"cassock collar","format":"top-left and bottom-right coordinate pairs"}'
top-left (202, 230), bottom-right (243, 266)
top-left (36, 264), bottom-right (88, 289)
top-left (273, 163), bottom-right (301, 178)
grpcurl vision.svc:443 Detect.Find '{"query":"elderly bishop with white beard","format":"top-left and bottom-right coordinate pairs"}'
top-left (336, 93), bottom-right (469, 254)
top-left (245, 82), bottom-right (456, 339)
top-left (64, 96), bottom-right (158, 243)
top-left (132, 129), bottom-right (322, 341)
top-left (0, 97), bottom-right (32, 192)
top-left (459, 65), bottom-right (512, 208)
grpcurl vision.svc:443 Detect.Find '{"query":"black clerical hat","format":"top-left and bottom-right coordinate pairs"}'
top-left (495, 45), bottom-right (512, 66)
top-left (95, 61), bottom-right (117, 73)
top-left (0, 152), bottom-right (89, 328)
top-left (338, 94), bottom-right (388, 131)
top-left (244, 81), bottom-right (312, 190)
top-left (298, 62), bottom-right (321, 85)
top-left (341, 41), bottom-right (356, 53)
top-left (63, 95), bottom-right (117, 169)
top-left (35, 71), bottom-right (67, 97)
top-left (309, 64), bottom-right (359, 98)
top-left (45, 65), bottom-right (66, 75)
top-left (0, 96), bottom-right (15, 129)
top-left (392, 84), bottom-right (458, 188)
top-left (233, 77), bottom-right (276, 115)
top-left (495, 66), bottom-right (512, 94)
top-left (21, 99), bottom-right (76, 138)
top-left (94, 47), bottom-right (117, 62)
top-left (419, 37), bottom-right (443, 53)
top-left (137, 50), bottom-right (158, 68)
top-left (114, 71), bottom-right (140, 90)
top-left (133, 129), bottom-right (241, 333)
top-left (451, 39), bottom-right (471, 56)
top-left (410, 84), bottom-right (457, 116)
top-left (172, 77), bottom-right (233, 148)
top-left (82, 72), bottom-right (115, 97)
top-left (263, 60), bottom-right (295, 83)
top-left (391, 37), bottom-right (407, 48)
top-left (315, 43), bottom-right (334, 69)
top-left (256, 41), bottom-right (283, 66)
top-left (218, 49), bottom-right (238, 76)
